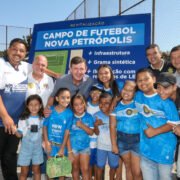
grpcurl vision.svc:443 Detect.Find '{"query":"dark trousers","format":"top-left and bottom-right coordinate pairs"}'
top-left (0, 127), bottom-right (19, 180)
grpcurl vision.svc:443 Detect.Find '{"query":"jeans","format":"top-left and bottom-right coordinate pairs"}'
top-left (140, 155), bottom-right (172, 180)
top-left (0, 127), bottom-right (20, 180)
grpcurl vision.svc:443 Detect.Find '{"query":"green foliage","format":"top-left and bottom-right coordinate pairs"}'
top-left (0, 50), bottom-right (7, 57)
top-left (162, 51), bottom-right (170, 61)
top-left (22, 35), bottom-right (32, 57)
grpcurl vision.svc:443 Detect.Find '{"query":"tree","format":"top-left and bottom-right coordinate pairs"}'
top-left (162, 51), bottom-right (170, 61)
top-left (22, 35), bottom-right (32, 57)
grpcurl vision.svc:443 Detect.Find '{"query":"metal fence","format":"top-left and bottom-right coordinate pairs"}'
top-left (0, 25), bottom-right (32, 52)
top-left (66, 0), bottom-right (180, 52)
top-left (1, 0), bottom-right (179, 52)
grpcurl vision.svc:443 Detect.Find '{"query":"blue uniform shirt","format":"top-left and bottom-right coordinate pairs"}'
top-left (96, 81), bottom-right (124, 96)
top-left (135, 91), bottom-right (179, 164)
top-left (70, 112), bottom-right (94, 150)
top-left (112, 101), bottom-right (140, 134)
top-left (43, 106), bottom-right (73, 156)
top-left (0, 56), bottom-right (32, 125)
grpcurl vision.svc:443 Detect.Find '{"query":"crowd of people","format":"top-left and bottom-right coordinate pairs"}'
top-left (0, 38), bottom-right (180, 180)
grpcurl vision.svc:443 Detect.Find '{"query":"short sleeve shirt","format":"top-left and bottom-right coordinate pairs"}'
top-left (70, 112), bottom-right (94, 150)
top-left (26, 72), bottom-right (54, 106)
top-left (111, 101), bottom-right (140, 134)
top-left (51, 74), bottom-right (94, 100)
top-left (135, 91), bottom-right (179, 164)
top-left (0, 56), bottom-right (32, 125)
top-left (43, 107), bottom-right (73, 144)
top-left (93, 111), bottom-right (112, 151)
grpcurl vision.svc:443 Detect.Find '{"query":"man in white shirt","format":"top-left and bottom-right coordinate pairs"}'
top-left (26, 55), bottom-right (54, 180)
top-left (27, 55), bottom-right (54, 107)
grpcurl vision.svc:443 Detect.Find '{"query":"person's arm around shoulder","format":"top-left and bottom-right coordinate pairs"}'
top-left (44, 76), bottom-right (64, 117)
top-left (44, 68), bottom-right (63, 79)
top-left (110, 114), bottom-right (119, 154)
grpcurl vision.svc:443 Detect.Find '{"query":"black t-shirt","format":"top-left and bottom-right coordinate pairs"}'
top-left (148, 60), bottom-right (175, 78)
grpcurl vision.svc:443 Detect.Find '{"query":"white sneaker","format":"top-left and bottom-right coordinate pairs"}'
top-left (41, 174), bottom-right (47, 180)
top-left (27, 178), bottom-right (32, 180)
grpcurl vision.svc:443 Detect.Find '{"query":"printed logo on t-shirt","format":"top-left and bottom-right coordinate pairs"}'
top-left (126, 108), bottom-right (137, 116)
top-left (43, 83), bottom-right (48, 89)
top-left (28, 83), bottom-right (34, 89)
top-left (116, 108), bottom-right (137, 117)
top-left (168, 67), bottom-right (174, 73)
top-left (166, 156), bottom-right (169, 160)
top-left (136, 103), bottom-right (165, 118)
top-left (4, 84), bottom-right (27, 93)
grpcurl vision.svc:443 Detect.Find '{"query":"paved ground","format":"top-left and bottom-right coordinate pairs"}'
top-left (0, 160), bottom-right (178, 179)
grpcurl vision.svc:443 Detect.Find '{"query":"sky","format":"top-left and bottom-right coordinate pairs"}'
top-left (0, 0), bottom-right (180, 51)
top-left (0, 0), bottom-right (83, 27)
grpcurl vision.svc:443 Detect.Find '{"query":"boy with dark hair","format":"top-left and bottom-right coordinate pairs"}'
top-left (155, 72), bottom-right (180, 179)
top-left (94, 92), bottom-right (119, 180)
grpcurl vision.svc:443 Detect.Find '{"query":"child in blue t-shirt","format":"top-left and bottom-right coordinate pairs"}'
top-left (87, 84), bottom-right (103, 180)
top-left (94, 92), bottom-right (119, 180)
top-left (68, 94), bottom-right (94, 180)
top-left (135, 68), bottom-right (179, 180)
top-left (43, 88), bottom-right (73, 180)
top-left (110, 80), bottom-right (142, 180)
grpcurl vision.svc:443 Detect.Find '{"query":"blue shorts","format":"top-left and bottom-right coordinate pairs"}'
top-left (72, 147), bottom-right (91, 156)
top-left (117, 131), bottom-right (140, 157)
top-left (96, 149), bottom-right (119, 168)
top-left (18, 139), bottom-right (43, 166)
top-left (89, 148), bottom-right (97, 166)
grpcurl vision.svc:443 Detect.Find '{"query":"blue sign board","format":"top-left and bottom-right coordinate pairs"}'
top-left (29, 14), bottom-right (151, 80)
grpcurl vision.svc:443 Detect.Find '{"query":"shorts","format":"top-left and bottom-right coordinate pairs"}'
top-left (96, 149), bottom-right (119, 168)
top-left (18, 140), bottom-right (43, 166)
top-left (117, 131), bottom-right (140, 157)
top-left (89, 148), bottom-right (97, 166)
top-left (72, 147), bottom-right (91, 156)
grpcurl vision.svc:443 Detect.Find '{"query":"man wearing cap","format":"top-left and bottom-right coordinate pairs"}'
top-left (155, 72), bottom-right (180, 180)
top-left (146, 44), bottom-right (175, 78)
top-left (170, 45), bottom-right (180, 87)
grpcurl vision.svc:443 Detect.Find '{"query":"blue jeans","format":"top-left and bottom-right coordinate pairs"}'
top-left (140, 155), bottom-right (172, 180)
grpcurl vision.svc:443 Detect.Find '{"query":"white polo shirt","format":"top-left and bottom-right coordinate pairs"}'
top-left (26, 72), bottom-right (54, 107)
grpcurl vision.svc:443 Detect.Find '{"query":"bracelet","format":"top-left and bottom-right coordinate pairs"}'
top-left (68, 150), bottom-right (73, 154)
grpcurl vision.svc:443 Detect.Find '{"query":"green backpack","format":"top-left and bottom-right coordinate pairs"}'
top-left (46, 155), bottom-right (72, 178)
